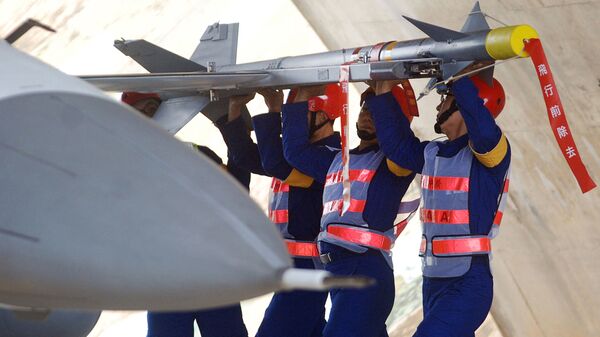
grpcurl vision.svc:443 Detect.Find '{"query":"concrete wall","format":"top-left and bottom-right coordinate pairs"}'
top-left (292, 0), bottom-right (600, 336)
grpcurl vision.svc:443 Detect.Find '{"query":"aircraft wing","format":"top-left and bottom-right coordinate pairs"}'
top-left (81, 71), bottom-right (269, 92)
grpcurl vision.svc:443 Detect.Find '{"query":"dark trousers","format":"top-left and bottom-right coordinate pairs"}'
top-left (147, 304), bottom-right (248, 337)
top-left (321, 247), bottom-right (394, 337)
top-left (413, 257), bottom-right (493, 337)
top-left (256, 258), bottom-right (328, 337)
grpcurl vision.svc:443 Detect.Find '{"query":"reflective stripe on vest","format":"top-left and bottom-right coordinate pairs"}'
top-left (325, 169), bottom-right (376, 185)
top-left (269, 178), bottom-right (291, 238)
top-left (420, 208), bottom-right (507, 226)
top-left (326, 225), bottom-right (393, 252)
top-left (269, 210), bottom-right (288, 224)
top-left (419, 236), bottom-right (491, 257)
top-left (420, 209), bottom-right (470, 224)
top-left (420, 142), bottom-right (509, 278)
top-left (421, 175), bottom-right (470, 191)
top-left (285, 240), bottom-right (319, 258)
top-left (323, 199), bottom-right (366, 214)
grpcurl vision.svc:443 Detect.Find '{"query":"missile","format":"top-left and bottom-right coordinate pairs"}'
top-left (93, 2), bottom-right (539, 88)
top-left (82, 2), bottom-right (539, 133)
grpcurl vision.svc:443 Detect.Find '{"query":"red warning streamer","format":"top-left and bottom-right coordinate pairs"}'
top-left (524, 38), bottom-right (596, 193)
top-left (339, 65), bottom-right (352, 214)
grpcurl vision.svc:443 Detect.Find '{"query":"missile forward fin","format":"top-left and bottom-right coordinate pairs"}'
top-left (418, 61), bottom-right (472, 99)
top-left (461, 1), bottom-right (490, 33)
top-left (461, 2), bottom-right (495, 85)
top-left (443, 61), bottom-right (473, 80)
top-left (402, 16), bottom-right (467, 42)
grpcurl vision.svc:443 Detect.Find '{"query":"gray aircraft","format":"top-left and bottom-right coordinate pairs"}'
top-left (0, 19), bottom-right (367, 337)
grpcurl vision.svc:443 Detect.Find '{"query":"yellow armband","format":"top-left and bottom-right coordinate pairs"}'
top-left (386, 159), bottom-right (412, 177)
top-left (283, 168), bottom-right (314, 188)
top-left (470, 133), bottom-right (508, 168)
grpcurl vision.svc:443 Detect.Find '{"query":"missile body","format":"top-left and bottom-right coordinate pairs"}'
top-left (82, 3), bottom-right (540, 134)
top-left (216, 24), bottom-right (538, 87)
top-left (89, 24), bottom-right (539, 95)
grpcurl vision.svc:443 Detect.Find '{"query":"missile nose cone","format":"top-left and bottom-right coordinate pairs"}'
top-left (485, 25), bottom-right (539, 59)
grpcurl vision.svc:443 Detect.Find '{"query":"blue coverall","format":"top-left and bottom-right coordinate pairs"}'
top-left (146, 145), bottom-right (249, 337)
top-left (218, 113), bottom-right (340, 337)
top-left (367, 78), bottom-right (511, 337)
top-left (282, 101), bottom-right (416, 337)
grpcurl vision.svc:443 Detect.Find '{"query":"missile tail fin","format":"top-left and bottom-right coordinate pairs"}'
top-left (461, 1), bottom-right (490, 33)
top-left (402, 16), bottom-right (467, 42)
top-left (191, 22), bottom-right (239, 67)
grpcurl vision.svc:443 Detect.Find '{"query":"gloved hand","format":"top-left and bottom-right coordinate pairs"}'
top-left (293, 85), bottom-right (326, 103)
top-left (228, 93), bottom-right (255, 122)
top-left (257, 88), bottom-right (283, 113)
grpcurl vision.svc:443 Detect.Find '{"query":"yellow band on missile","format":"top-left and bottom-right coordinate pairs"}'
top-left (382, 41), bottom-right (399, 61)
top-left (485, 25), bottom-right (539, 59)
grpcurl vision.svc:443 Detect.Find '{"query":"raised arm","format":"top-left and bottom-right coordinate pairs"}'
top-left (452, 77), bottom-right (508, 168)
top-left (368, 82), bottom-right (428, 174)
top-left (216, 93), bottom-right (267, 176)
top-left (282, 88), bottom-right (337, 184)
top-left (253, 89), bottom-right (316, 187)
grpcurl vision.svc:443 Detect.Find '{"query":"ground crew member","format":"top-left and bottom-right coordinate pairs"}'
top-left (217, 88), bottom-right (340, 337)
top-left (367, 75), bottom-right (510, 337)
top-left (282, 85), bottom-right (417, 337)
top-left (121, 92), bottom-right (249, 337)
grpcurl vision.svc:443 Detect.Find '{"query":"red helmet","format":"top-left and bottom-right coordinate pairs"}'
top-left (470, 76), bottom-right (505, 118)
top-left (121, 92), bottom-right (161, 106)
top-left (360, 82), bottom-right (419, 122)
